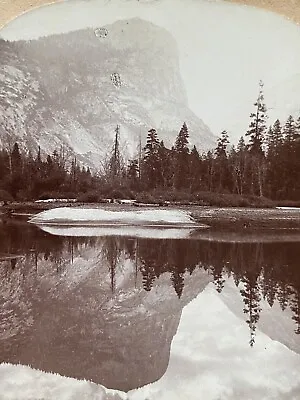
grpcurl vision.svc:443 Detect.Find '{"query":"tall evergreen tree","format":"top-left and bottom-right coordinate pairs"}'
top-left (230, 136), bottom-right (248, 195)
top-left (142, 128), bottom-right (161, 189)
top-left (215, 130), bottom-right (229, 158)
top-left (173, 122), bottom-right (190, 190)
top-left (245, 81), bottom-right (268, 196)
top-left (157, 141), bottom-right (173, 189)
top-left (265, 119), bottom-right (284, 198)
top-left (279, 115), bottom-right (300, 199)
top-left (246, 81), bottom-right (267, 155)
top-left (214, 130), bottom-right (230, 192)
top-left (174, 122), bottom-right (189, 153)
top-left (240, 274), bottom-right (262, 347)
top-left (127, 159), bottom-right (139, 189)
top-left (11, 142), bottom-right (22, 173)
top-left (295, 116), bottom-right (300, 139)
top-left (189, 145), bottom-right (201, 192)
top-left (108, 125), bottom-right (123, 181)
top-left (267, 119), bottom-right (283, 155)
top-left (283, 115), bottom-right (296, 142)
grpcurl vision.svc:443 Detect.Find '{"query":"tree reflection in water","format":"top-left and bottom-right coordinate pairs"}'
top-left (1, 218), bottom-right (300, 346)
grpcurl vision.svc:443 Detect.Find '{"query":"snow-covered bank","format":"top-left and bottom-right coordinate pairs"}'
top-left (29, 208), bottom-right (205, 228)
top-left (2, 284), bottom-right (300, 400)
top-left (37, 225), bottom-right (199, 239)
top-left (276, 207), bottom-right (300, 211)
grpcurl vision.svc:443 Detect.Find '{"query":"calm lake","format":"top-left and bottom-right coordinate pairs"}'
top-left (1, 217), bottom-right (300, 395)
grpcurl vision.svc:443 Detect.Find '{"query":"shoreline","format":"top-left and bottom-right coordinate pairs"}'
top-left (1, 202), bottom-right (300, 230)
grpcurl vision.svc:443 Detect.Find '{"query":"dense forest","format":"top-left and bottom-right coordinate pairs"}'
top-left (0, 81), bottom-right (300, 204)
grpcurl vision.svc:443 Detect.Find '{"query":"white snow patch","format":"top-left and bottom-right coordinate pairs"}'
top-left (276, 207), bottom-right (300, 211)
top-left (29, 208), bottom-right (199, 227)
top-left (35, 198), bottom-right (77, 203)
top-left (36, 225), bottom-right (198, 239)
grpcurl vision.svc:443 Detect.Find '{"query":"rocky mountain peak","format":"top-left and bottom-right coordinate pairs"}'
top-left (0, 18), bottom-right (216, 169)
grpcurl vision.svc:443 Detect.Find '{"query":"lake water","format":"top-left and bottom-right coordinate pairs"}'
top-left (1, 217), bottom-right (300, 395)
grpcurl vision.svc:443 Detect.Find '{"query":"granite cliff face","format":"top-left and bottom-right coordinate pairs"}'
top-left (0, 18), bottom-right (216, 169)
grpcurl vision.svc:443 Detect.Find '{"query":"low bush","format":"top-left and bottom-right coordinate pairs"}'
top-left (0, 189), bottom-right (14, 203)
top-left (38, 192), bottom-right (65, 200)
top-left (135, 192), bottom-right (157, 204)
top-left (107, 187), bottom-right (135, 200)
top-left (76, 191), bottom-right (101, 203)
top-left (276, 200), bottom-right (300, 208)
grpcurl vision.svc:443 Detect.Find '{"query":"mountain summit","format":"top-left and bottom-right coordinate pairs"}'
top-left (0, 18), bottom-right (216, 169)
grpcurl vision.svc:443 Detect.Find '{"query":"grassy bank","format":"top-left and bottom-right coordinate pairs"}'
top-left (188, 207), bottom-right (300, 230)
top-left (2, 190), bottom-right (300, 213)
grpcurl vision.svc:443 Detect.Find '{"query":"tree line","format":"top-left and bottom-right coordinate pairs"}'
top-left (1, 81), bottom-right (300, 202)
top-left (122, 81), bottom-right (300, 201)
top-left (0, 143), bottom-right (96, 201)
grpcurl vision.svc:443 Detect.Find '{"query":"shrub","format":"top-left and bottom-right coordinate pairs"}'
top-left (109, 188), bottom-right (128, 199)
top-left (76, 191), bottom-right (101, 203)
top-left (275, 200), bottom-right (300, 208)
top-left (39, 192), bottom-right (63, 200)
top-left (135, 192), bottom-right (157, 204)
top-left (191, 192), bottom-right (265, 207)
top-left (0, 189), bottom-right (14, 202)
top-left (246, 195), bottom-right (275, 208)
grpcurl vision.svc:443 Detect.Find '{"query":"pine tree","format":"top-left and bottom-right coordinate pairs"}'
top-left (127, 159), bottom-right (139, 189)
top-left (215, 130), bottom-right (229, 158)
top-left (142, 128), bottom-right (161, 189)
top-left (144, 128), bottom-right (160, 156)
top-left (11, 142), bottom-right (22, 173)
top-left (157, 141), bottom-right (173, 189)
top-left (230, 136), bottom-right (248, 195)
top-left (240, 274), bottom-right (262, 347)
top-left (10, 142), bottom-right (23, 198)
top-left (290, 288), bottom-right (300, 334)
top-left (214, 130), bottom-right (230, 192)
top-left (171, 269), bottom-right (185, 298)
top-left (280, 115), bottom-right (300, 199)
top-left (265, 120), bottom-right (284, 198)
top-left (173, 122), bottom-right (190, 190)
top-left (104, 237), bottom-right (120, 293)
top-left (295, 116), bottom-right (300, 139)
top-left (267, 119), bottom-right (283, 155)
top-left (189, 145), bottom-right (201, 192)
top-left (283, 115), bottom-right (296, 142)
top-left (245, 81), bottom-right (268, 197)
top-left (108, 125), bottom-right (123, 181)
top-left (174, 122), bottom-right (189, 153)
top-left (212, 267), bottom-right (225, 293)
top-left (246, 81), bottom-right (267, 156)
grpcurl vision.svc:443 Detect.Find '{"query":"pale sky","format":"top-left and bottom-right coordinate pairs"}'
top-left (1, 0), bottom-right (300, 142)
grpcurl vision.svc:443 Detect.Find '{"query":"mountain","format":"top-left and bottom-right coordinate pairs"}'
top-left (2, 283), bottom-right (300, 400)
top-left (0, 18), bottom-right (216, 170)
top-left (0, 234), bottom-right (211, 392)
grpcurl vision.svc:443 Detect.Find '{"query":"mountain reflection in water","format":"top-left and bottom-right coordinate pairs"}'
top-left (0, 218), bottom-right (300, 391)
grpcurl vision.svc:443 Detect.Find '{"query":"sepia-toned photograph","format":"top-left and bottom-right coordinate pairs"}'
top-left (0, 0), bottom-right (300, 398)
